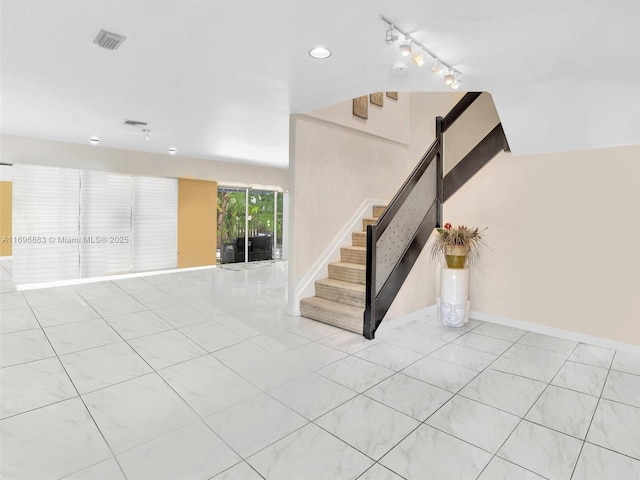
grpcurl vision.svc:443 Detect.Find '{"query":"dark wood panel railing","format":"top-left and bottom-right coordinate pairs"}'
top-left (375, 140), bottom-right (439, 237)
top-left (363, 91), bottom-right (507, 339)
top-left (443, 123), bottom-right (509, 201)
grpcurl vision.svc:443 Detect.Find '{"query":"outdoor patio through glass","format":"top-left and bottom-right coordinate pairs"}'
top-left (217, 186), bottom-right (283, 264)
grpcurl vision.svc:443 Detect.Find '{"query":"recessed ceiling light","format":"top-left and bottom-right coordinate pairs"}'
top-left (309, 47), bottom-right (331, 59)
top-left (168, 147), bottom-right (177, 154)
top-left (89, 137), bottom-right (100, 145)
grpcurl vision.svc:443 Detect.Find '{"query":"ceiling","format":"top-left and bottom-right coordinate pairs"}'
top-left (2, 0), bottom-right (639, 169)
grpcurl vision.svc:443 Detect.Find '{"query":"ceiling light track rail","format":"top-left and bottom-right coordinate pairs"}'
top-left (380, 14), bottom-right (462, 88)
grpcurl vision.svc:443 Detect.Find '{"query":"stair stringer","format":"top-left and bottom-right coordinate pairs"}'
top-left (289, 198), bottom-right (386, 316)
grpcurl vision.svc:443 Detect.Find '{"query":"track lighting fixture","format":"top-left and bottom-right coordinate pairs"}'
top-left (385, 28), bottom-right (398, 45)
top-left (381, 15), bottom-right (463, 89)
top-left (444, 71), bottom-right (455, 85)
top-left (413, 52), bottom-right (425, 67)
top-left (399, 37), bottom-right (412, 57)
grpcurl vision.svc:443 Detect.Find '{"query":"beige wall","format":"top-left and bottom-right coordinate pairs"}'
top-left (307, 93), bottom-right (410, 146)
top-left (0, 182), bottom-right (11, 257)
top-left (445, 145), bottom-right (640, 345)
top-left (290, 92), bottom-right (461, 321)
top-left (0, 134), bottom-right (288, 189)
top-left (178, 179), bottom-right (218, 268)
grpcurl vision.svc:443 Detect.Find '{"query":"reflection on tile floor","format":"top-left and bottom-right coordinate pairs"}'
top-left (1, 259), bottom-right (640, 479)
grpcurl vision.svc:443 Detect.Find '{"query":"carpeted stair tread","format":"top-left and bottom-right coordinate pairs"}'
top-left (340, 245), bottom-right (366, 265)
top-left (373, 205), bottom-right (386, 218)
top-left (352, 231), bottom-right (366, 247)
top-left (300, 296), bottom-right (363, 334)
top-left (362, 217), bottom-right (377, 229)
top-left (315, 278), bottom-right (365, 307)
top-left (328, 262), bottom-right (366, 284)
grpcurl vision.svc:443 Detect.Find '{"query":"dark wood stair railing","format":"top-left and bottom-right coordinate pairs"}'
top-left (363, 92), bottom-right (508, 339)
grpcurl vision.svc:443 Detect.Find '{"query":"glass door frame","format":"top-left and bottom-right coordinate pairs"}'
top-left (218, 184), bottom-right (284, 264)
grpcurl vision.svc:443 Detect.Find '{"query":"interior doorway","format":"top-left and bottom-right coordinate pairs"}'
top-left (217, 186), bottom-right (284, 264)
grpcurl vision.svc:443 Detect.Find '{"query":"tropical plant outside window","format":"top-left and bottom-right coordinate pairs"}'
top-left (217, 187), bottom-right (283, 263)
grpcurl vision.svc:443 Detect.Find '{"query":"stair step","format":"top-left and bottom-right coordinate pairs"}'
top-left (328, 262), bottom-right (366, 284)
top-left (315, 278), bottom-right (365, 307)
top-left (362, 217), bottom-right (377, 230)
top-left (352, 231), bottom-right (366, 247)
top-left (300, 296), bottom-right (363, 334)
top-left (373, 205), bottom-right (387, 218)
top-left (341, 246), bottom-right (366, 265)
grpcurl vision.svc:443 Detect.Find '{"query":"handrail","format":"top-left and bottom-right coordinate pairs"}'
top-left (443, 123), bottom-right (509, 201)
top-left (441, 92), bottom-right (482, 133)
top-left (363, 91), bottom-right (507, 340)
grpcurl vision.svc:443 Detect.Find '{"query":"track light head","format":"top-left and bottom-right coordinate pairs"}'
top-left (432, 61), bottom-right (444, 76)
top-left (412, 52), bottom-right (425, 67)
top-left (444, 71), bottom-right (455, 85)
top-left (451, 77), bottom-right (462, 89)
top-left (385, 28), bottom-right (398, 45)
top-left (399, 37), bottom-right (412, 57)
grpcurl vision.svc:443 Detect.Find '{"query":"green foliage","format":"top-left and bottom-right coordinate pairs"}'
top-left (217, 190), bottom-right (283, 250)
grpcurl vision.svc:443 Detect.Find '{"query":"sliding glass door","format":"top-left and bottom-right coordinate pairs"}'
top-left (217, 186), bottom-right (283, 263)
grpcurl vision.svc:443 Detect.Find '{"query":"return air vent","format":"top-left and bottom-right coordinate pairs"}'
top-left (122, 120), bottom-right (148, 128)
top-left (93, 29), bottom-right (127, 50)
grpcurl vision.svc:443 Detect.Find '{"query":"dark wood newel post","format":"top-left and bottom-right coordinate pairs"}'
top-left (435, 115), bottom-right (444, 227)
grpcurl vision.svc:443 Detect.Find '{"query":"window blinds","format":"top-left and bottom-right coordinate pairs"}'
top-left (12, 165), bottom-right (178, 283)
top-left (12, 165), bottom-right (81, 283)
top-left (79, 170), bottom-right (132, 277)
top-left (131, 176), bottom-right (178, 272)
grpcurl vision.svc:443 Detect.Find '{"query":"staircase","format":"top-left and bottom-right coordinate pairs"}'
top-left (300, 205), bottom-right (385, 334)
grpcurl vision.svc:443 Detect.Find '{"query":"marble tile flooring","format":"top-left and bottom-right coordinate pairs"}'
top-left (1, 259), bottom-right (640, 479)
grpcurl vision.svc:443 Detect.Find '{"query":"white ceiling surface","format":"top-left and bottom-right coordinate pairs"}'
top-left (2, 0), bottom-right (639, 169)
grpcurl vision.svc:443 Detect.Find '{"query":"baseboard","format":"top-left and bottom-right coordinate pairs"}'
top-left (290, 198), bottom-right (386, 316)
top-left (470, 309), bottom-right (640, 354)
top-left (380, 303), bottom-right (639, 353)
top-left (15, 264), bottom-right (217, 291)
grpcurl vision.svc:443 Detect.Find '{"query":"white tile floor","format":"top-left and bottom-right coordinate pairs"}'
top-left (1, 259), bottom-right (640, 479)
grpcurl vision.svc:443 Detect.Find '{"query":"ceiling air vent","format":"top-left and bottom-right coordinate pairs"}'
top-left (122, 120), bottom-right (148, 128)
top-left (93, 29), bottom-right (127, 50)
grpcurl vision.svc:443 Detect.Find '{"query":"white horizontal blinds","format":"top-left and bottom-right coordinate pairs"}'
top-left (131, 176), bottom-right (177, 272)
top-left (12, 165), bottom-right (80, 283)
top-left (79, 170), bottom-right (132, 277)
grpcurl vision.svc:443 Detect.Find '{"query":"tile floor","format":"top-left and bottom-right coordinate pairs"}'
top-left (1, 259), bottom-right (640, 479)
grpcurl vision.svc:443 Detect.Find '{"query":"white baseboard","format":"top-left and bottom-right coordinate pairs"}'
top-left (470, 309), bottom-right (640, 354)
top-left (379, 304), bottom-right (640, 353)
top-left (290, 198), bottom-right (386, 316)
top-left (15, 264), bottom-right (217, 291)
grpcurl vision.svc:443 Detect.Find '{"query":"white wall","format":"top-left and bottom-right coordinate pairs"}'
top-left (0, 134), bottom-right (288, 189)
top-left (445, 145), bottom-right (640, 346)
top-left (290, 92), bottom-right (461, 322)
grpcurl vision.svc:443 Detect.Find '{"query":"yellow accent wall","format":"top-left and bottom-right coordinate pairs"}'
top-left (178, 178), bottom-right (217, 268)
top-left (0, 181), bottom-right (12, 256)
